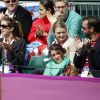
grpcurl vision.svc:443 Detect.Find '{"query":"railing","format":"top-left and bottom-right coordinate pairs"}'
top-left (69, 2), bottom-right (100, 18)
top-left (0, 64), bottom-right (100, 78)
top-left (1, 1), bottom-right (100, 18)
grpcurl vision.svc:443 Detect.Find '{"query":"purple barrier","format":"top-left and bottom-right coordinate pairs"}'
top-left (0, 74), bottom-right (100, 100)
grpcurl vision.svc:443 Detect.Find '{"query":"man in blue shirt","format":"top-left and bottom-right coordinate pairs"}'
top-left (47, 0), bottom-right (84, 47)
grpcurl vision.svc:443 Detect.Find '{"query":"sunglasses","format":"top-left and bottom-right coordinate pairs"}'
top-left (0, 25), bottom-right (10, 29)
top-left (5, 0), bottom-right (17, 4)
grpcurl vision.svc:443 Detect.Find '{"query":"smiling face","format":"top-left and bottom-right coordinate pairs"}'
top-left (39, 3), bottom-right (47, 18)
top-left (3, 0), bottom-right (19, 13)
top-left (0, 20), bottom-right (13, 37)
top-left (54, 27), bottom-right (67, 44)
top-left (50, 50), bottom-right (63, 64)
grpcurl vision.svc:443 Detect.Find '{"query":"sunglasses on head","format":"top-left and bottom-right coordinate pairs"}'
top-left (0, 24), bottom-right (10, 29)
top-left (5, 0), bottom-right (17, 4)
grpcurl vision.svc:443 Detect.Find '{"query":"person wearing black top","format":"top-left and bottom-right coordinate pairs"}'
top-left (0, 0), bottom-right (32, 42)
top-left (74, 17), bottom-right (100, 77)
top-left (0, 16), bottom-right (26, 73)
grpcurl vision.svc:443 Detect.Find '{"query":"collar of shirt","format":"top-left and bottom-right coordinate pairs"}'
top-left (5, 10), bottom-right (15, 18)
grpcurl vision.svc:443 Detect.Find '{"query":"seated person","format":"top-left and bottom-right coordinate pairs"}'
top-left (52, 20), bottom-right (77, 65)
top-left (43, 44), bottom-right (78, 76)
top-left (25, 0), bottom-right (54, 61)
top-left (27, 0), bottom-right (54, 44)
top-left (0, 16), bottom-right (26, 73)
top-left (74, 17), bottom-right (100, 77)
top-left (37, 20), bottom-right (77, 64)
top-left (47, 0), bottom-right (84, 47)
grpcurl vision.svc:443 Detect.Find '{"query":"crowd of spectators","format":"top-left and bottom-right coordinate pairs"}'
top-left (0, 0), bottom-right (100, 78)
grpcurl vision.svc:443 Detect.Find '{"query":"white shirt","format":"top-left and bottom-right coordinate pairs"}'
top-left (5, 9), bottom-right (15, 18)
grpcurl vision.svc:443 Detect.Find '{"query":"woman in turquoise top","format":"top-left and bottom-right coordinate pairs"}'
top-left (43, 44), bottom-right (70, 76)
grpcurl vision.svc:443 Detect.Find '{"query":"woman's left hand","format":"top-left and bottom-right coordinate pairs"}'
top-left (0, 42), bottom-right (11, 50)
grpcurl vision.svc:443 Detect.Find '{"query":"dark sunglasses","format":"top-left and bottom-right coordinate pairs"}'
top-left (0, 25), bottom-right (10, 29)
top-left (5, 0), bottom-right (17, 4)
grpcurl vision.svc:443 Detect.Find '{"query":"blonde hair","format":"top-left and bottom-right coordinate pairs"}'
top-left (53, 20), bottom-right (67, 33)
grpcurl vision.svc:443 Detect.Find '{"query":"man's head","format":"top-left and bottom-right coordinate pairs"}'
top-left (53, 0), bottom-right (69, 21)
top-left (3, 0), bottom-right (19, 13)
top-left (81, 17), bottom-right (96, 39)
top-left (90, 18), bottom-right (100, 41)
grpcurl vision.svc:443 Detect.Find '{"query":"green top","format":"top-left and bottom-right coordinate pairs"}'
top-left (43, 56), bottom-right (70, 76)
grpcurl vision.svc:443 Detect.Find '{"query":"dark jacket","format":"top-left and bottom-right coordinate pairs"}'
top-left (0, 38), bottom-right (26, 72)
top-left (74, 37), bottom-right (100, 72)
top-left (0, 5), bottom-right (32, 42)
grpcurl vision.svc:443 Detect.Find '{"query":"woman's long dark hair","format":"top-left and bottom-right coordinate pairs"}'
top-left (49, 44), bottom-right (66, 59)
top-left (1, 16), bottom-right (23, 38)
top-left (40, 0), bottom-right (55, 15)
